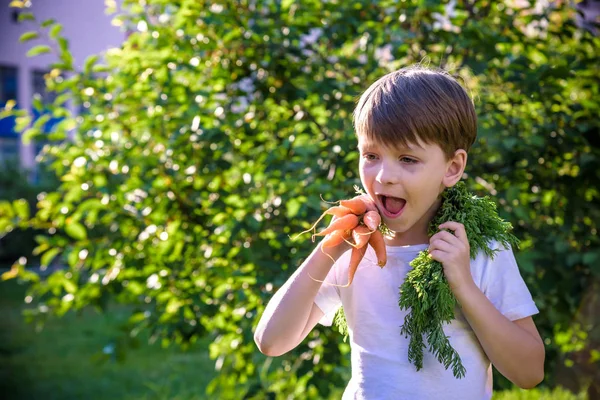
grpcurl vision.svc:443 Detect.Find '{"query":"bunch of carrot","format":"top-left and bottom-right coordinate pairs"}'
top-left (297, 195), bottom-right (387, 287)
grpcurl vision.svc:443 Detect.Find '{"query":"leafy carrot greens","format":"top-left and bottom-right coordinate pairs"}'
top-left (333, 182), bottom-right (519, 378)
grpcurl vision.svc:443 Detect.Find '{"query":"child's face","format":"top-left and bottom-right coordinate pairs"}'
top-left (358, 136), bottom-right (454, 246)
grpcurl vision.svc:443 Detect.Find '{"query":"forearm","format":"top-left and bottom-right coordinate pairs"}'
top-left (455, 283), bottom-right (545, 388)
top-left (254, 242), bottom-right (345, 356)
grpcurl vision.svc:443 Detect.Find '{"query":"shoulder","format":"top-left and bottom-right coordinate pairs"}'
top-left (470, 241), bottom-right (539, 319)
top-left (470, 240), bottom-right (519, 290)
top-left (471, 239), bottom-right (516, 265)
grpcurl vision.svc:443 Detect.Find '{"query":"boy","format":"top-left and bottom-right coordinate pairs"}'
top-left (254, 66), bottom-right (545, 399)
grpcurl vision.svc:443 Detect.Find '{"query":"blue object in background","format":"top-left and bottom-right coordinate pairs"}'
top-left (0, 66), bottom-right (18, 139)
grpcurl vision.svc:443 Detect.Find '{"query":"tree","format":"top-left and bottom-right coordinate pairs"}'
top-left (1, 0), bottom-right (598, 397)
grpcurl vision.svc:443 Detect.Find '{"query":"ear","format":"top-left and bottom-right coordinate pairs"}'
top-left (442, 149), bottom-right (467, 188)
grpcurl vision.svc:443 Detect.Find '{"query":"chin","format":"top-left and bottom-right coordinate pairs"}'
top-left (383, 220), bottom-right (409, 234)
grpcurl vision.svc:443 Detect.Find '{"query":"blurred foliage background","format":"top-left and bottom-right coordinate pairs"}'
top-left (0, 0), bottom-right (598, 399)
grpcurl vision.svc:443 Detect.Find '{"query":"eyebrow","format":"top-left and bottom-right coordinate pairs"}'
top-left (357, 142), bottom-right (421, 152)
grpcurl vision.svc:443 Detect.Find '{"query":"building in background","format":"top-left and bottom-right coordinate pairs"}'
top-left (0, 0), bottom-right (124, 180)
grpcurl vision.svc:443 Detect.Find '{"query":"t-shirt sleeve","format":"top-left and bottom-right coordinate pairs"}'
top-left (313, 258), bottom-right (343, 327)
top-left (480, 242), bottom-right (539, 321)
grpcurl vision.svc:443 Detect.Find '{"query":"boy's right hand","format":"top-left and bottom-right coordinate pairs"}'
top-left (318, 194), bottom-right (379, 258)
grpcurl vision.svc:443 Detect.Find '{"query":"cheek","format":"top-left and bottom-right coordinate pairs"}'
top-left (405, 175), bottom-right (442, 200)
top-left (358, 161), bottom-right (369, 180)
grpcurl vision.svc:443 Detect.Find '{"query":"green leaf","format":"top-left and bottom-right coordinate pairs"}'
top-left (49, 24), bottom-right (63, 40)
top-left (22, 127), bottom-right (40, 145)
top-left (1, 264), bottom-right (21, 281)
top-left (57, 37), bottom-right (69, 53)
top-left (84, 55), bottom-right (99, 75)
top-left (60, 51), bottom-right (74, 69)
top-left (12, 199), bottom-right (30, 220)
top-left (286, 197), bottom-right (303, 218)
top-left (32, 94), bottom-right (44, 111)
top-left (3, 99), bottom-right (17, 111)
top-left (14, 115), bottom-right (31, 132)
top-left (19, 31), bottom-right (39, 42)
top-left (41, 18), bottom-right (56, 28)
top-left (0, 201), bottom-right (14, 219)
top-left (67, 249), bottom-right (78, 267)
top-left (17, 12), bottom-right (34, 22)
top-left (26, 45), bottom-right (52, 57)
top-left (65, 222), bottom-right (87, 240)
top-left (41, 248), bottom-right (61, 267)
top-left (63, 277), bottom-right (77, 293)
top-left (281, 0), bottom-right (295, 11)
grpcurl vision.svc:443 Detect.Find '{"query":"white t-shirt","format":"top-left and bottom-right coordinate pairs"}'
top-left (314, 241), bottom-right (539, 400)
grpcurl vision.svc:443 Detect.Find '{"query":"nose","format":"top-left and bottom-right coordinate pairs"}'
top-left (375, 160), bottom-right (401, 185)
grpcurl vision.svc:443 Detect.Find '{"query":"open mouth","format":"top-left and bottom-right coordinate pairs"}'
top-left (378, 195), bottom-right (406, 218)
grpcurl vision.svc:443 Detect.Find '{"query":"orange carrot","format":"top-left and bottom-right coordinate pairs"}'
top-left (339, 197), bottom-right (368, 215)
top-left (322, 229), bottom-right (351, 248)
top-left (314, 214), bottom-right (359, 238)
top-left (327, 205), bottom-right (354, 218)
top-left (293, 206), bottom-right (354, 240)
top-left (352, 225), bottom-right (372, 249)
top-left (363, 210), bottom-right (381, 231)
top-left (343, 245), bottom-right (368, 287)
top-left (369, 230), bottom-right (387, 267)
top-left (360, 194), bottom-right (378, 212)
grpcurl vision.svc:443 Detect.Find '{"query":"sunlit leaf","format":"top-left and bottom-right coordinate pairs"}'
top-left (19, 31), bottom-right (39, 42)
top-left (12, 199), bottom-right (30, 219)
top-left (65, 222), bottom-right (87, 240)
top-left (41, 248), bottom-right (61, 267)
top-left (49, 23), bottom-right (63, 40)
top-left (26, 45), bottom-right (52, 57)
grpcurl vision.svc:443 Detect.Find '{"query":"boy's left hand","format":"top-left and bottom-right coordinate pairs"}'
top-left (428, 221), bottom-right (474, 294)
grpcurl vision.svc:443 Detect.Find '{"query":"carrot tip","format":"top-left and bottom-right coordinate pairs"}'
top-left (293, 205), bottom-right (347, 241)
top-left (290, 229), bottom-right (312, 241)
top-left (319, 193), bottom-right (341, 205)
top-left (307, 272), bottom-right (326, 284)
top-left (343, 237), bottom-right (361, 249)
top-left (319, 244), bottom-right (336, 264)
top-left (309, 271), bottom-right (351, 288)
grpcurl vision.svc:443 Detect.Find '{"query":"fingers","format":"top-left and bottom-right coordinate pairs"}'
top-left (438, 221), bottom-right (468, 243)
top-left (429, 221), bottom-right (470, 256)
top-left (430, 230), bottom-right (461, 247)
top-left (428, 238), bottom-right (454, 254)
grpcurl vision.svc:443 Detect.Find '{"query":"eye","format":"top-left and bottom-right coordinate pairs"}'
top-left (362, 153), bottom-right (378, 161)
top-left (400, 157), bottom-right (417, 164)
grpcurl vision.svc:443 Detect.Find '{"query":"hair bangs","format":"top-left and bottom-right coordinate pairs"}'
top-left (354, 77), bottom-right (438, 152)
top-left (353, 66), bottom-right (477, 159)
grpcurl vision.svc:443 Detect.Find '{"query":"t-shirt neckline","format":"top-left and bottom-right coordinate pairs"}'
top-left (385, 243), bottom-right (429, 254)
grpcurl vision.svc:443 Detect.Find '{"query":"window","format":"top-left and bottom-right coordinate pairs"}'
top-left (0, 66), bottom-right (20, 166)
top-left (0, 65), bottom-right (18, 139)
top-left (0, 137), bottom-right (19, 165)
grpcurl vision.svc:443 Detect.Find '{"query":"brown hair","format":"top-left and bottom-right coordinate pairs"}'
top-left (353, 65), bottom-right (477, 159)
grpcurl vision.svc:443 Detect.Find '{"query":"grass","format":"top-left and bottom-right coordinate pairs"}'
top-left (492, 387), bottom-right (588, 400)
top-left (0, 279), bottom-right (217, 400)
top-left (0, 278), bottom-right (588, 400)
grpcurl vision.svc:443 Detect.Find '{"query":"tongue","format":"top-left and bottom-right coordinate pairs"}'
top-left (385, 197), bottom-right (405, 214)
